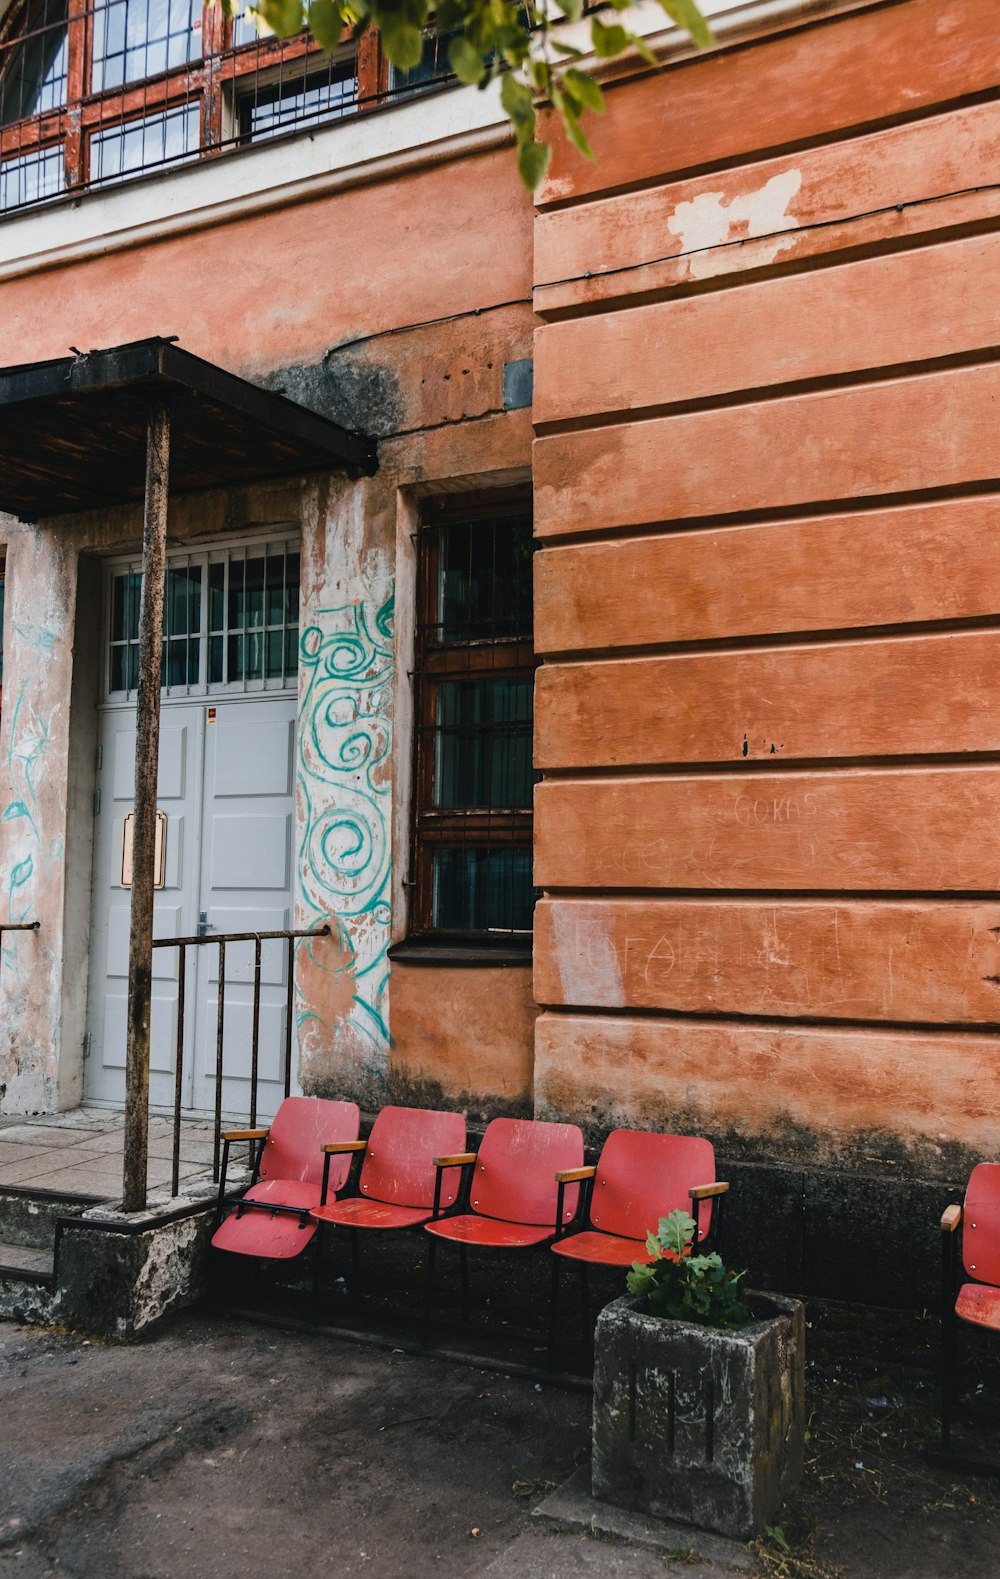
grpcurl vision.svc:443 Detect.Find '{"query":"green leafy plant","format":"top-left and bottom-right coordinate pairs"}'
top-left (220, 0), bottom-right (712, 188)
top-left (626, 1208), bottom-right (752, 1328)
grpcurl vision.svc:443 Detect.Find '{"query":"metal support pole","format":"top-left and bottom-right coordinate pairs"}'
top-left (122, 399), bottom-right (170, 1214)
top-left (250, 935), bottom-right (262, 1130)
top-left (171, 943), bottom-right (187, 1198)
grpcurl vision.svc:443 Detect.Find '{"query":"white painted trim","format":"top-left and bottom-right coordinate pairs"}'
top-left (0, 0), bottom-right (869, 282)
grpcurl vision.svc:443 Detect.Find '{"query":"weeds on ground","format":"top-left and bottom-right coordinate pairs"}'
top-left (511, 1464), bottom-right (555, 1503)
top-left (752, 1516), bottom-right (842, 1579)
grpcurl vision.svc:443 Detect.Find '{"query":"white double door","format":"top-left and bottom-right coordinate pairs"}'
top-left (86, 694), bottom-right (299, 1119)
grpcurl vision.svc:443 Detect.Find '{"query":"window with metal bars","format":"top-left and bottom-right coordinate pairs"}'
top-left (411, 495), bottom-right (536, 942)
top-left (0, 0), bottom-right (459, 215)
top-left (107, 541), bottom-right (299, 696)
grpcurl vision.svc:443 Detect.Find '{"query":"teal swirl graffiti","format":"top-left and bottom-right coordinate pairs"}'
top-left (297, 593), bottom-right (393, 1055)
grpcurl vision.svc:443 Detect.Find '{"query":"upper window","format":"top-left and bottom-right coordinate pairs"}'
top-left (0, 0), bottom-right (456, 215)
top-left (411, 497), bottom-right (536, 941)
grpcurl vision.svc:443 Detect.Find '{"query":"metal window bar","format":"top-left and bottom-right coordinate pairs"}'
top-left (109, 539), bottom-right (298, 698)
top-left (151, 921), bottom-right (330, 1196)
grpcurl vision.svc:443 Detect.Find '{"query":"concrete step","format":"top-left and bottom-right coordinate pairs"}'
top-left (0, 1240), bottom-right (54, 1284)
top-left (0, 1185), bottom-right (100, 1251)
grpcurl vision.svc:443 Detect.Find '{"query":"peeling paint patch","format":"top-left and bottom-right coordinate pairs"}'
top-left (667, 168), bottom-right (802, 279)
top-left (548, 905), bottom-right (624, 1009)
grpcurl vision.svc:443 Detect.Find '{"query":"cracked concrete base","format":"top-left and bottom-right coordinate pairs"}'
top-left (533, 1466), bottom-right (753, 1572)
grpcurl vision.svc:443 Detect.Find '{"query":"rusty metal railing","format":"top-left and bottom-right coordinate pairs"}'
top-left (152, 923), bottom-right (331, 1196)
top-left (0, 920), bottom-right (40, 977)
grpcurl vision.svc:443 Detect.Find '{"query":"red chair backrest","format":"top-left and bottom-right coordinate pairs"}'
top-left (964, 1163), bottom-right (1000, 1287)
top-left (470, 1117), bottom-right (584, 1227)
top-left (589, 1129), bottom-right (716, 1244)
top-left (358, 1105), bottom-right (467, 1209)
top-left (259, 1097), bottom-right (361, 1191)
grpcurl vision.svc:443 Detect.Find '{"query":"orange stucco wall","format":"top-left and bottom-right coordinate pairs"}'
top-left (0, 151), bottom-right (531, 376)
top-left (0, 142), bottom-right (539, 1117)
top-left (531, 0), bottom-right (1000, 1178)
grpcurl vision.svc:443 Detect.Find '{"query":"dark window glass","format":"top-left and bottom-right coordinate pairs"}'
top-left (432, 677), bottom-right (533, 811)
top-left (91, 0), bottom-right (200, 92)
top-left (217, 548), bottom-right (297, 685)
top-left (0, 144), bottom-right (63, 209)
top-left (388, 27), bottom-right (457, 96)
top-left (434, 511), bottom-right (533, 643)
top-left (238, 60), bottom-right (355, 141)
top-left (90, 103), bottom-right (199, 184)
top-left (0, 0), bottom-right (67, 124)
top-left (109, 565), bottom-right (200, 691)
top-left (431, 847), bottom-right (534, 933)
top-left (413, 503), bottom-right (536, 938)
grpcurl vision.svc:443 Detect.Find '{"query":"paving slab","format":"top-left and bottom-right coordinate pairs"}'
top-left (534, 1466), bottom-right (752, 1571)
top-left (480, 1528), bottom-right (728, 1578)
top-left (14, 1165), bottom-right (123, 1195)
top-left (0, 1156), bottom-right (106, 1188)
top-left (0, 1113), bottom-right (217, 1199)
top-left (0, 1126), bottom-right (106, 1147)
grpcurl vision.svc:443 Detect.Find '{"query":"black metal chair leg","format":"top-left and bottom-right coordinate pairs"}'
top-left (422, 1236), bottom-right (437, 1346)
top-left (351, 1227), bottom-right (361, 1310)
top-left (546, 1255), bottom-right (561, 1366)
top-left (942, 1302), bottom-right (958, 1451)
top-left (579, 1262), bottom-right (590, 1341)
top-left (311, 1225), bottom-right (324, 1322)
top-left (459, 1244), bottom-right (470, 1326)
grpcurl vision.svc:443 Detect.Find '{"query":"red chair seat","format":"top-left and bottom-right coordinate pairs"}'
top-left (212, 1179), bottom-right (322, 1260)
top-left (312, 1198), bottom-right (433, 1232)
top-left (551, 1229), bottom-right (656, 1268)
top-left (426, 1213), bottom-right (556, 1250)
top-left (957, 1281), bottom-right (1000, 1331)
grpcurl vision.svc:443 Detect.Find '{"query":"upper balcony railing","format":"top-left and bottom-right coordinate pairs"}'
top-left (0, 0), bottom-right (457, 216)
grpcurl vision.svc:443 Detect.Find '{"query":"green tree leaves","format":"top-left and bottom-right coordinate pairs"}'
top-left (220, 0), bottom-right (711, 189)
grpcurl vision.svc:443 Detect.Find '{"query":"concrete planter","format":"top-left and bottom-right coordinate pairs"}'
top-left (592, 1291), bottom-right (805, 1541)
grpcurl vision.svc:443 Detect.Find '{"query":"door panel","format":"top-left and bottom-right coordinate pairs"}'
top-left (210, 813), bottom-right (291, 889)
top-left (190, 697), bottom-right (298, 1119)
top-left (86, 709), bottom-right (205, 1107)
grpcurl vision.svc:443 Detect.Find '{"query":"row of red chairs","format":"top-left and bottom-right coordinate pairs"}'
top-left (212, 1103), bottom-right (1000, 1468)
top-left (211, 1098), bottom-right (729, 1342)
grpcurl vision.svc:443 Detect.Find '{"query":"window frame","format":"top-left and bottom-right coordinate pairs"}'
top-left (103, 536), bottom-right (301, 702)
top-left (408, 490), bottom-right (537, 948)
top-left (0, 0), bottom-right (390, 209)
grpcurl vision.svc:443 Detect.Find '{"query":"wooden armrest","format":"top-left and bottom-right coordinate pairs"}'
top-left (435, 1152), bottom-right (477, 1168)
top-left (689, 1181), bottom-right (730, 1200)
top-left (322, 1140), bottom-right (368, 1154)
top-left (222, 1127), bottom-right (269, 1142)
top-left (941, 1204), bottom-right (963, 1233)
top-left (556, 1166), bottom-right (597, 1184)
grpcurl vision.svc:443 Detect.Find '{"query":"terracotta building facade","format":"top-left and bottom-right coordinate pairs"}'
top-left (0, 0), bottom-right (997, 1298)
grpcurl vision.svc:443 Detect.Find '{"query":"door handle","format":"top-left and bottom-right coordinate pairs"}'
top-left (197, 911), bottom-right (214, 938)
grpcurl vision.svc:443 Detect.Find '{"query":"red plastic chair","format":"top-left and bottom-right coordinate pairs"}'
top-left (423, 1116), bottom-right (584, 1340)
top-left (309, 1104), bottom-right (466, 1299)
top-left (929, 1163), bottom-right (1000, 1475)
top-left (212, 1096), bottom-right (360, 1261)
top-left (548, 1129), bottom-right (728, 1346)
